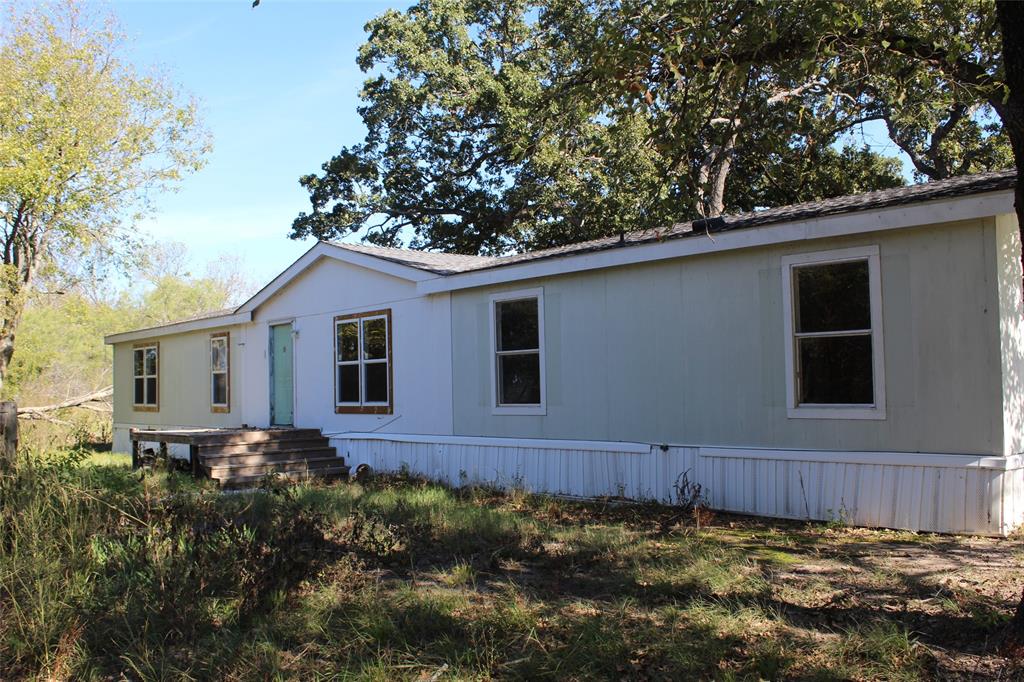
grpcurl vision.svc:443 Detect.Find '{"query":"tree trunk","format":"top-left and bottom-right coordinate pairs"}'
top-left (0, 330), bottom-right (16, 397)
top-left (0, 401), bottom-right (18, 468)
top-left (995, 1), bottom-right (1024, 290)
top-left (995, 0), bottom-right (1024, 654)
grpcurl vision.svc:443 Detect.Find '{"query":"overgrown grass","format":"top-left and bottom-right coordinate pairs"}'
top-left (0, 452), bottom-right (1018, 680)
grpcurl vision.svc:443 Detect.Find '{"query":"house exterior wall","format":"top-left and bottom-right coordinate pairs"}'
top-left (997, 213), bottom-right (1024, 457)
top-left (450, 218), bottom-right (1007, 456)
top-left (111, 325), bottom-right (247, 453)
top-left (107, 208), bottom-right (1024, 534)
top-left (243, 257), bottom-right (454, 436)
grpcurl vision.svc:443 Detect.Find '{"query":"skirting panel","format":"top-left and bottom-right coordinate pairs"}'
top-left (333, 434), bottom-right (1024, 536)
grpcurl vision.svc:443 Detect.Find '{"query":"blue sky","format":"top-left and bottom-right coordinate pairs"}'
top-left (109, 0), bottom-right (411, 285)
top-left (106, 0), bottom-right (906, 289)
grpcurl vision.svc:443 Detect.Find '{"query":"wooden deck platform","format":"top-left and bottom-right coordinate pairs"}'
top-left (129, 427), bottom-right (349, 485)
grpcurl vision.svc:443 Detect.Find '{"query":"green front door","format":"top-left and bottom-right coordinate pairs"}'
top-left (270, 323), bottom-right (294, 425)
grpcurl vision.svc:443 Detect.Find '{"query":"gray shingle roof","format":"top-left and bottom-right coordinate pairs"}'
top-left (328, 242), bottom-right (499, 275)
top-left (331, 169), bottom-right (1017, 276)
top-left (107, 307), bottom-right (238, 339)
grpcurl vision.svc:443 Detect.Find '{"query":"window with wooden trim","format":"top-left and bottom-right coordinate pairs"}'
top-left (781, 246), bottom-right (886, 420)
top-left (490, 288), bottom-right (545, 415)
top-left (132, 343), bottom-right (159, 410)
top-left (334, 309), bottom-right (392, 414)
top-left (211, 332), bottom-right (229, 412)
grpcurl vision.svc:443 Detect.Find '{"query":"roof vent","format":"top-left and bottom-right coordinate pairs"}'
top-left (691, 216), bottom-right (726, 233)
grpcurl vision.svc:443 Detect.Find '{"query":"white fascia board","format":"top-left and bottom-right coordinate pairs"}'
top-left (104, 311), bottom-right (253, 345)
top-left (236, 242), bottom-right (432, 315)
top-left (418, 190), bottom-right (1016, 294)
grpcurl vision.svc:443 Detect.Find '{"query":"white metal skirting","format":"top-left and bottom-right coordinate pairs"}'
top-left (332, 434), bottom-right (1024, 536)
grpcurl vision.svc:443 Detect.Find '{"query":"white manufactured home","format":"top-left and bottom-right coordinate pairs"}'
top-left (106, 170), bottom-right (1024, 535)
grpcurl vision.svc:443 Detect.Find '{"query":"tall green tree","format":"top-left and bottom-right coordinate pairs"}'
top-left (293, 0), bottom-right (1016, 256)
top-left (589, 1), bottom-right (1010, 178)
top-left (0, 1), bottom-right (210, 393)
top-left (579, 0), bottom-right (1018, 242)
top-left (291, 0), bottom-right (906, 255)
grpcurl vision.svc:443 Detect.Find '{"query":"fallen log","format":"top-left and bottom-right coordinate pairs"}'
top-left (17, 386), bottom-right (113, 419)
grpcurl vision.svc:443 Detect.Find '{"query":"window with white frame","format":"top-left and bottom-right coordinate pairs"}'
top-left (781, 245), bottom-right (885, 419)
top-left (491, 289), bottom-right (545, 414)
top-left (211, 332), bottom-right (229, 412)
top-left (132, 343), bottom-right (159, 409)
top-left (334, 309), bottom-right (392, 413)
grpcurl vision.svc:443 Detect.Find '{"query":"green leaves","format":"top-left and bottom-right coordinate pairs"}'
top-left (0, 1), bottom-right (210, 390)
top-left (293, 0), bottom-right (1005, 256)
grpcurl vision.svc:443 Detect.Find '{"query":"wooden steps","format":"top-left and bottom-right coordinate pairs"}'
top-left (192, 429), bottom-right (348, 487)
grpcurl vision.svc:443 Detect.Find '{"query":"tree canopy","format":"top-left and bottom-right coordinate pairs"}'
top-left (0, 1), bottom-right (210, 391)
top-left (5, 241), bottom-right (252, 407)
top-left (291, 0), bottom-right (1011, 255)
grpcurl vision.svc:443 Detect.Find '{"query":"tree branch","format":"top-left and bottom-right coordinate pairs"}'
top-left (17, 386), bottom-right (113, 418)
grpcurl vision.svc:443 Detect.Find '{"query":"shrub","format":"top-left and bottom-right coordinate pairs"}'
top-left (0, 451), bottom-right (326, 678)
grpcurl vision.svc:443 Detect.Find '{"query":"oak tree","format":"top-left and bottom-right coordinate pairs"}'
top-left (291, 0), bottom-right (907, 254)
top-left (0, 1), bottom-right (210, 391)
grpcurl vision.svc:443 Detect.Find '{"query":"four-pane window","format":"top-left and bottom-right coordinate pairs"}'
top-left (132, 344), bottom-right (158, 409)
top-left (335, 309), bottom-right (392, 413)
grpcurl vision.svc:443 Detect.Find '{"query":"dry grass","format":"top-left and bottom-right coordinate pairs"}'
top-left (2, 453), bottom-right (1022, 680)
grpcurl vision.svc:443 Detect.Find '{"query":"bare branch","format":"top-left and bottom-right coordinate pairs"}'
top-left (17, 386), bottom-right (113, 418)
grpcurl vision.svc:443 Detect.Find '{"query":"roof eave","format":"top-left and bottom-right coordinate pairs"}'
top-left (234, 242), bottom-right (435, 316)
top-left (417, 188), bottom-right (1016, 295)
top-left (104, 310), bottom-right (254, 345)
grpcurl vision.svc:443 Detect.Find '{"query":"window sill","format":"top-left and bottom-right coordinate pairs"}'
top-left (336, 405), bottom-right (393, 415)
top-left (133, 405), bottom-right (159, 413)
top-left (492, 404), bottom-right (546, 416)
top-left (787, 405), bottom-right (886, 420)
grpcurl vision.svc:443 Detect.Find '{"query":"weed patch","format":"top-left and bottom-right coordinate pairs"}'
top-left (1, 463), bottom-right (1022, 679)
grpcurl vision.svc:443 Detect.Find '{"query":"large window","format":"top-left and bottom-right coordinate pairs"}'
top-left (211, 332), bottom-right (230, 412)
top-left (490, 288), bottom-right (545, 415)
top-left (334, 309), bottom-right (392, 414)
top-left (781, 246), bottom-right (885, 420)
top-left (132, 343), bottom-right (159, 411)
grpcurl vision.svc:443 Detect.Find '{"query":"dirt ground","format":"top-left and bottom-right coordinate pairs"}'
top-left (715, 522), bottom-right (1024, 679)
